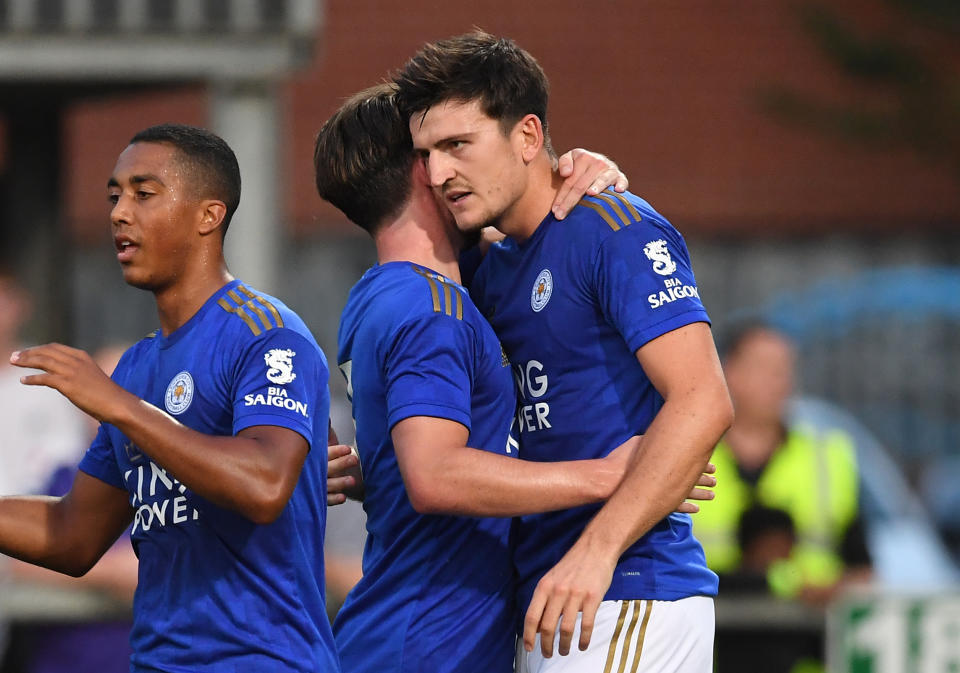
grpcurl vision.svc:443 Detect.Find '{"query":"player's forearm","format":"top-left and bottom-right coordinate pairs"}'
top-left (405, 447), bottom-right (620, 517)
top-left (572, 387), bottom-right (733, 559)
top-left (0, 496), bottom-right (90, 575)
top-left (109, 395), bottom-right (296, 524)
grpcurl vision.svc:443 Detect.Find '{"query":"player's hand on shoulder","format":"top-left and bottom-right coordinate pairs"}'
top-left (552, 148), bottom-right (629, 220)
top-left (327, 443), bottom-right (364, 504)
top-left (10, 344), bottom-right (129, 422)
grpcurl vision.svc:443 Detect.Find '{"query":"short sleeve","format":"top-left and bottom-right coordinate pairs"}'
top-left (232, 329), bottom-right (329, 447)
top-left (384, 314), bottom-right (476, 431)
top-left (595, 222), bottom-right (710, 353)
top-left (78, 424), bottom-right (125, 490)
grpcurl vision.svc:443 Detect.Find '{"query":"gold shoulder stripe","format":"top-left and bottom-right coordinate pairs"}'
top-left (607, 190), bottom-right (642, 222)
top-left (237, 284), bottom-right (284, 328)
top-left (412, 267), bottom-right (442, 313)
top-left (594, 192), bottom-right (631, 228)
top-left (144, 330), bottom-right (158, 339)
top-left (227, 289), bottom-right (272, 333)
top-left (217, 297), bottom-right (262, 336)
top-left (412, 266), bottom-right (464, 320)
top-left (440, 283), bottom-right (453, 315)
top-left (577, 198), bottom-right (620, 231)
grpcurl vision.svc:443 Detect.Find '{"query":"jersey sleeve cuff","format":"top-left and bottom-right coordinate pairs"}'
top-left (388, 402), bottom-right (472, 432)
top-left (626, 309), bottom-right (712, 353)
top-left (234, 413), bottom-right (314, 448)
top-left (78, 455), bottom-right (126, 490)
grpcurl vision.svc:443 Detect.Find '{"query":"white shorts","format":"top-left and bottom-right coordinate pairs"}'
top-left (515, 596), bottom-right (714, 673)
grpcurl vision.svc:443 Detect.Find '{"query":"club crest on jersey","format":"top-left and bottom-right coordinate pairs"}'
top-left (643, 239), bottom-right (677, 276)
top-left (265, 348), bottom-right (297, 385)
top-left (164, 371), bottom-right (194, 415)
top-left (531, 269), bottom-right (553, 313)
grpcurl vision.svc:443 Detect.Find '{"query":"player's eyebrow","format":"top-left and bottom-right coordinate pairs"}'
top-left (106, 174), bottom-right (166, 189)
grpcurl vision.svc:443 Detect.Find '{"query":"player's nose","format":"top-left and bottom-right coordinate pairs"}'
top-left (427, 153), bottom-right (455, 188)
top-left (110, 194), bottom-right (133, 227)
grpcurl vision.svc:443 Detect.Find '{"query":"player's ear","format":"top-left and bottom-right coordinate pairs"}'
top-left (515, 114), bottom-right (545, 164)
top-left (412, 155), bottom-right (432, 186)
top-left (197, 200), bottom-right (227, 236)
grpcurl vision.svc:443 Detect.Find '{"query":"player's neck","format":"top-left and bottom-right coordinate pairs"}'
top-left (500, 155), bottom-right (561, 242)
top-left (375, 208), bottom-right (462, 284)
top-left (153, 259), bottom-right (234, 336)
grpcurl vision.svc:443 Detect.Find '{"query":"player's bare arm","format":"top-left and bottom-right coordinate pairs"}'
top-left (329, 426), bottom-right (716, 511)
top-left (0, 471), bottom-right (132, 577)
top-left (523, 321), bottom-right (733, 658)
top-left (11, 344), bottom-right (308, 525)
top-left (390, 417), bottom-right (715, 517)
top-left (393, 416), bottom-right (630, 517)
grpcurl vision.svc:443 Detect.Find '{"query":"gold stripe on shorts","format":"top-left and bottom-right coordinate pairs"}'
top-left (603, 601), bottom-right (633, 673)
top-left (617, 601), bottom-right (643, 673)
top-left (629, 601), bottom-right (653, 673)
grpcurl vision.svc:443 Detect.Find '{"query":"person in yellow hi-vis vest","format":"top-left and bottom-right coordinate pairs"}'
top-left (693, 321), bottom-right (872, 605)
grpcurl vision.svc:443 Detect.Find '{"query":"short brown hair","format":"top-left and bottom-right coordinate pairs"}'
top-left (313, 83), bottom-right (416, 233)
top-left (394, 30), bottom-right (554, 155)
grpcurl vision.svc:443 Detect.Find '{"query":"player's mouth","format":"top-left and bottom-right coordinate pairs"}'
top-left (446, 189), bottom-right (472, 207)
top-left (115, 236), bottom-right (139, 263)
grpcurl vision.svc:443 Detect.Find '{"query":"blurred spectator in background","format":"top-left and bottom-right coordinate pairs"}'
top-left (0, 268), bottom-right (86, 499)
top-left (692, 321), bottom-right (872, 604)
top-left (4, 344), bottom-right (136, 673)
top-left (722, 504), bottom-right (797, 595)
top-left (0, 268), bottom-right (87, 668)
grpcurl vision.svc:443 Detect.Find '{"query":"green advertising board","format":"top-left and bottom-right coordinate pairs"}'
top-left (827, 592), bottom-right (960, 672)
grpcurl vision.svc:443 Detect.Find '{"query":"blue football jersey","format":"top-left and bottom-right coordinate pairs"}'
top-left (334, 262), bottom-right (517, 673)
top-left (78, 280), bottom-right (340, 673)
top-left (471, 190), bottom-right (719, 613)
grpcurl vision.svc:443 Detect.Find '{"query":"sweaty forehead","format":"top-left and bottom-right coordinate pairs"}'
top-left (110, 142), bottom-right (185, 186)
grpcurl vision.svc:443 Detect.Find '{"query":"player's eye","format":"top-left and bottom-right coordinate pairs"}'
top-left (108, 193), bottom-right (120, 205)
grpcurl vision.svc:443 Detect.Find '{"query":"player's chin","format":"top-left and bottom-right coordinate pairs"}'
top-left (119, 267), bottom-right (156, 291)
top-left (453, 213), bottom-right (486, 235)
